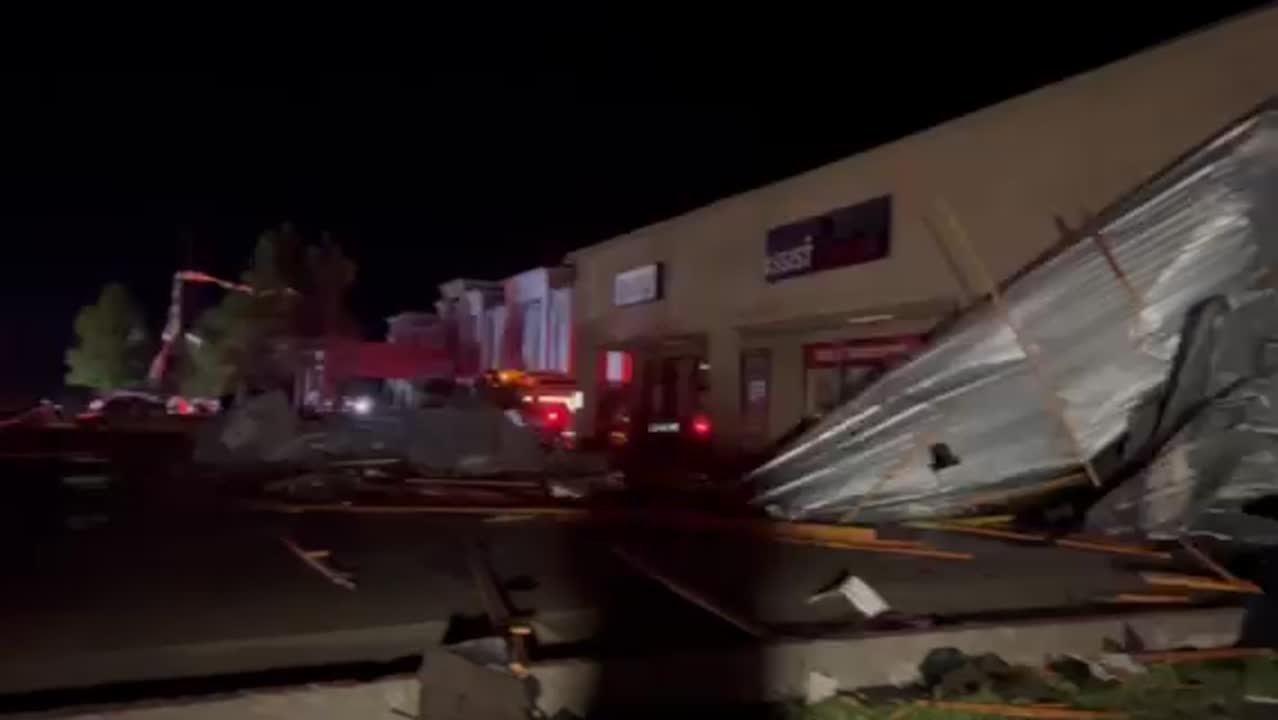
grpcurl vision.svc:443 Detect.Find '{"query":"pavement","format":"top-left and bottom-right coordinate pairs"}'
top-left (0, 452), bottom-right (1246, 698)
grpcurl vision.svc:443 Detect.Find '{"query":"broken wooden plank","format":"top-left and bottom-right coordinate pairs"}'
top-left (1142, 571), bottom-right (1262, 595)
top-left (1055, 537), bottom-right (1172, 560)
top-left (914, 700), bottom-right (1125, 718)
top-left (652, 511), bottom-right (880, 545)
top-left (1098, 593), bottom-right (1194, 605)
top-left (777, 536), bottom-right (974, 561)
top-left (958, 472), bottom-right (1092, 509)
top-left (483, 513), bottom-right (538, 524)
top-left (1133, 646), bottom-right (1274, 665)
top-left (948, 514), bottom-right (1017, 527)
top-left (778, 536), bottom-right (930, 551)
top-left (280, 536), bottom-right (356, 591)
top-left (1178, 537), bottom-right (1248, 587)
top-left (906, 520), bottom-right (1046, 543)
top-left (611, 545), bottom-right (770, 639)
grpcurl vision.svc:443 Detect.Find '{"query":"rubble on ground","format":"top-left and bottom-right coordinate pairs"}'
top-left (194, 390), bottom-right (588, 477)
top-left (786, 646), bottom-right (1278, 719)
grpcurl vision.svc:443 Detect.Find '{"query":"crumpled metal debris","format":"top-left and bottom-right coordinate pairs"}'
top-left (749, 106), bottom-right (1278, 523)
top-left (1088, 293), bottom-right (1278, 544)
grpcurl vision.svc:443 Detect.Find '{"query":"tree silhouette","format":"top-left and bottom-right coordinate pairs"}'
top-left (65, 283), bottom-right (150, 391)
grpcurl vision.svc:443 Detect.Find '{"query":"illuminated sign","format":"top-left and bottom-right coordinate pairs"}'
top-left (804, 336), bottom-right (922, 367)
top-left (765, 195), bottom-right (892, 282)
top-left (613, 263), bottom-right (663, 306)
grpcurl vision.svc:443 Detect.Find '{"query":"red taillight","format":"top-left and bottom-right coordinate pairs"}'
top-left (542, 405), bottom-right (569, 430)
top-left (691, 414), bottom-right (712, 437)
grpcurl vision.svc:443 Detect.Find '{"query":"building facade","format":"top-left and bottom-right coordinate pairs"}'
top-left (566, 8), bottom-right (1278, 451)
top-left (428, 268), bottom-right (575, 380)
top-left (502, 266), bottom-right (574, 373)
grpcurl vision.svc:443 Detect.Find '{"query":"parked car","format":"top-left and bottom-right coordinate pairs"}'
top-left (82, 391), bottom-right (167, 420)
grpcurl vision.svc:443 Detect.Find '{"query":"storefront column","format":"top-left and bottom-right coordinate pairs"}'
top-left (770, 342), bottom-right (805, 442)
top-left (706, 328), bottom-right (741, 450)
top-left (573, 326), bottom-right (599, 440)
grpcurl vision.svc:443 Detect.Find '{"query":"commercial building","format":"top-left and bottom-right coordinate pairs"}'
top-left (429, 268), bottom-right (575, 379)
top-left (501, 266), bottom-right (574, 374)
top-left (435, 278), bottom-right (505, 375)
top-left (566, 8), bottom-right (1278, 451)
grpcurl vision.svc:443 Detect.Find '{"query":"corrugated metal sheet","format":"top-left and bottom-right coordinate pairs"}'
top-left (749, 104), bottom-right (1278, 523)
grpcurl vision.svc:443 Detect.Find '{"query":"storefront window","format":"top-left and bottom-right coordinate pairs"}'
top-left (804, 337), bottom-right (920, 417)
top-left (806, 362), bottom-right (884, 415)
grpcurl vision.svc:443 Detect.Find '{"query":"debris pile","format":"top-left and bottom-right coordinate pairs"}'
top-left (195, 390), bottom-right (582, 477)
top-left (750, 106), bottom-right (1278, 539)
top-left (792, 646), bottom-right (1278, 719)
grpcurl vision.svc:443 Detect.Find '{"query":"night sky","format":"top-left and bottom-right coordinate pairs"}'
top-left (0, 6), bottom-right (1267, 404)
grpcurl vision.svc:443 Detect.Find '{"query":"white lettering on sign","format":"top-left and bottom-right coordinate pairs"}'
top-left (614, 263), bottom-right (663, 306)
top-left (764, 237), bottom-right (814, 279)
top-left (647, 421), bottom-right (681, 433)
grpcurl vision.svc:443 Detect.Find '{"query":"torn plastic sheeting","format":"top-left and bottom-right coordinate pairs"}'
top-left (749, 105), bottom-right (1278, 523)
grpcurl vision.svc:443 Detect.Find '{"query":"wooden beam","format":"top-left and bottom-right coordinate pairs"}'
top-left (1098, 593), bottom-right (1193, 605)
top-left (1178, 537), bottom-right (1247, 587)
top-left (907, 521), bottom-right (1046, 543)
top-left (1142, 571), bottom-right (1262, 594)
top-left (1088, 225), bottom-right (1148, 338)
top-left (914, 700), bottom-right (1126, 718)
top-left (1133, 647), bottom-right (1274, 665)
top-left (933, 202), bottom-right (1102, 489)
top-left (777, 536), bottom-right (974, 561)
top-left (280, 536), bottom-right (356, 591)
top-left (958, 472), bottom-right (1092, 509)
top-left (1055, 537), bottom-right (1172, 560)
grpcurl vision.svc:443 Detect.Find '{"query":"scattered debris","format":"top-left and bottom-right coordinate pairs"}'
top-left (807, 573), bottom-right (891, 618)
top-left (280, 535), bottom-right (355, 590)
top-left (196, 390), bottom-right (556, 476)
top-left (418, 640), bottom-right (531, 720)
top-left (805, 671), bottom-right (840, 705)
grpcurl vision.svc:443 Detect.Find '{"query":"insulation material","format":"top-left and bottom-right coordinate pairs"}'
top-left (749, 106), bottom-right (1278, 523)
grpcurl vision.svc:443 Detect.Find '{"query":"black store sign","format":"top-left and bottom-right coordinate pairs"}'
top-left (764, 195), bottom-right (892, 283)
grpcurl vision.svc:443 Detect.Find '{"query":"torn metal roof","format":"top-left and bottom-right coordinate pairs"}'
top-left (749, 104), bottom-right (1278, 524)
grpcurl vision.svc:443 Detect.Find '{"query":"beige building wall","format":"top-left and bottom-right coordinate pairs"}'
top-left (569, 7), bottom-right (1278, 447)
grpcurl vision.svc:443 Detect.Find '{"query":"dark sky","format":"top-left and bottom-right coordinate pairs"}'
top-left (0, 5), bottom-right (1268, 403)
